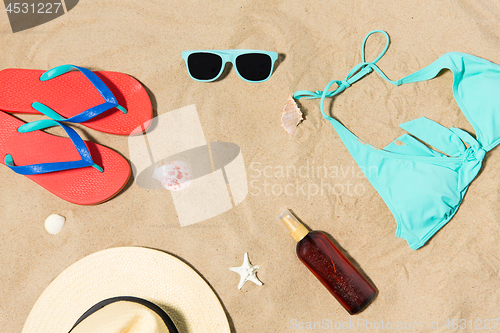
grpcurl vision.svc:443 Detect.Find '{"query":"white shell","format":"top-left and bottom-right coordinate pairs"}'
top-left (281, 96), bottom-right (303, 137)
top-left (44, 214), bottom-right (65, 235)
top-left (153, 160), bottom-right (192, 191)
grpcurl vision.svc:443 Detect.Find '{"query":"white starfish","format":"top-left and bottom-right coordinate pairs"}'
top-left (230, 253), bottom-right (263, 290)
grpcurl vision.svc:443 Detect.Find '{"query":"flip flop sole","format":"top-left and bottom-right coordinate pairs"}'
top-left (0, 111), bottom-right (131, 205)
top-left (0, 69), bottom-right (152, 135)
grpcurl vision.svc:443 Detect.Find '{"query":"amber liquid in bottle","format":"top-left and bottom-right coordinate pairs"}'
top-left (279, 210), bottom-right (377, 315)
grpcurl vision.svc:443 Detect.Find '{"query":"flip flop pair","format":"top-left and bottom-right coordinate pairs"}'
top-left (0, 65), bottom-right (153, 205)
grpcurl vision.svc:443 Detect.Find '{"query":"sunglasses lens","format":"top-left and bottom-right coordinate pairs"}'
top-left (235, 53), bottom-right (273, 82)
top-left (187, 52), bottom-right (223, 81)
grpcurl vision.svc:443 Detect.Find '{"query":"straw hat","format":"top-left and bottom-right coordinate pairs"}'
top-left (70, 297), bottom-right (178, 333)
top-left (22, 247), bottom-right (231, 333)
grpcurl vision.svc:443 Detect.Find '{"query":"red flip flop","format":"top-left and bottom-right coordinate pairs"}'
top-left (0, 65), bottom-right (152, 135)
top-left (0, 111), bottom-right (130, 205)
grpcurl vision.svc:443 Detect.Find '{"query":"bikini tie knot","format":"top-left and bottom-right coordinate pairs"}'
top-left (450, 128), bottom-right (486, 191)
top-left (340, 79), bottom-right (351, 88)
top-left (293, 30), bottom-right (399, 119)
top-left (465, 145), bottom-right (485, 162)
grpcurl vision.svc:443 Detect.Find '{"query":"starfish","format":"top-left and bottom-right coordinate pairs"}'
top-left (230, 253), bottom-right (263, 290)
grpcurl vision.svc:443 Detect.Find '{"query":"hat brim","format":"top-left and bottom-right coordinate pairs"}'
top-left (22, 247), bottom-right (231, 333)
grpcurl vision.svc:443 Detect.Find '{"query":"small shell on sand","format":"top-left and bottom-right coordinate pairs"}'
top-left (281, 96), bottom-right (303, 137)
top-left (153, 160), bottom-right (192, 191)
top-left (44, 214), bottom-right (65, 235)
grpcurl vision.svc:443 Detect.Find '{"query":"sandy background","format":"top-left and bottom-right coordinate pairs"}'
top-left (1, 0), bottom-right (500, 332)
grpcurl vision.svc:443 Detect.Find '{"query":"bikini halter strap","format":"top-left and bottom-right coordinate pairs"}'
top-left (294, 30), bottom-right (401, 120)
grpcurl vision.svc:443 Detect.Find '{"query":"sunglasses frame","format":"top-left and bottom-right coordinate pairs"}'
top-left (182, 49), bottom-right (278, 83)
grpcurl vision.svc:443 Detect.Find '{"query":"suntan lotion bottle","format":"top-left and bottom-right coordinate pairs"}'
top-left (279, 209), bottom-right (377, 315)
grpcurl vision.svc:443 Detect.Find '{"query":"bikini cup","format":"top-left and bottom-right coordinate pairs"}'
top-left (294, 30), bottom-right (500, 249)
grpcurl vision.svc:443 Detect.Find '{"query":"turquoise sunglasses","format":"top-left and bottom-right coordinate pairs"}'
top-left (182, 49), bottom-right (278, 83)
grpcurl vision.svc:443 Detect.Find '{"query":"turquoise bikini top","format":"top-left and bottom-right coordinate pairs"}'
top-left (294, 30), bottom-right (500, 250)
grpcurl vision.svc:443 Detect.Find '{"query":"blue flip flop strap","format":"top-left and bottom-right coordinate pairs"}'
top-left (4, 120), bottom-right (103, 175)
top-left (31, 65), bottom-right (127, 124)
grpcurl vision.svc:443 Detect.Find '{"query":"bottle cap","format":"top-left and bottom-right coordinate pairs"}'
top-left (279, 209), bottom-right (309, 242)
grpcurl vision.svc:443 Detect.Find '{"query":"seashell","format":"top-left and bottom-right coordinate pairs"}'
top-left (44, 214), bottom-right (65, 235)
top-left (153, 160), bottom-right (192, 191)
top-left (281, 96), bottom-right (303, 137)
